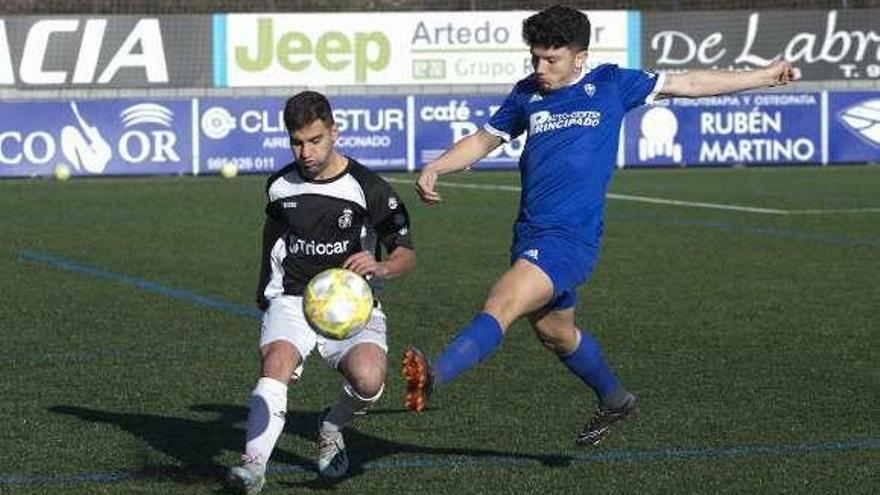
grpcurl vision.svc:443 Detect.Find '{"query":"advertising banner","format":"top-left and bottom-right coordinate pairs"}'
top-left (0, 99), bottom-right (193, 178)
top-left (198, 97), bottom-right (287, 175)
top-left (197, 95), bottom-right (408, 174)
top-left (5, 90), bottom-right (880, 178)
top-left (622, 92), bottom-right (822, 167)
top-left (217, 10), bottom-right (632, 87)
top-left (331, 96), bottom-right (409, 170)
top-left (414, 95), bottom-right (525, 170)
top-left (641, 10), bottom-right (880, 81)
top-left (0, 16), bottom-right (212, 88)
top-left (828, 92), bottom-right (880, 164)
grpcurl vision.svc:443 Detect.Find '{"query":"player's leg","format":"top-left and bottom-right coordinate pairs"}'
top-left (329, 342), bottom-right (387, 429)
top-left (317, 311), bottom-right (388, 478)
top-left (403, 259), bottom-right (553, 411)
top-left (529, 304), bottom-right (626, 402)
top-left (245, 340), bottom-right (302, 465)
top-left (228, 296), bottom-right (316, 494)
top-left (528, 304), bottom-right (638, 446)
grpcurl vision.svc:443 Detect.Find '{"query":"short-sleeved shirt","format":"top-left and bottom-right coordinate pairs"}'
top-left (486, 64), bottom-right (664, 248)
top-left (259, 157), bottom-right (412, 299)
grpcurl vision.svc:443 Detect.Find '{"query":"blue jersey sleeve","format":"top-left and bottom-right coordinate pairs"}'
top-left (485, 84), bottom-right (527, 142)
top-left (618, 68), bottom-right (665, 111)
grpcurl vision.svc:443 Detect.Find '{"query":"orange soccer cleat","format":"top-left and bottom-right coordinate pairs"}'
top-left (401, 347), bottom-right (434, 412)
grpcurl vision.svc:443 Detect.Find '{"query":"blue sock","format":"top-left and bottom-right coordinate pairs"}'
top-left (559, 329), bottom-right (620, 401)
top-left (434, 312), bottom-right (504, 386)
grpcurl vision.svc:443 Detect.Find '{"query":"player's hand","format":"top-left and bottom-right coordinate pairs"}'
top-left (344, 251), bottom-right (387, 279)
top-left (765, 60), bottom-right (798, 87)
top-left (415, 165), bottom-right (442, 204)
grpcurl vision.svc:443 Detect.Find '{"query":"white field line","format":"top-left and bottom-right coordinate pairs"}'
top-left (383, 176), bottom-right (880, 216)
top-left (605, 193), bottom-right (788, 214)
top-left (784, 208), bottom-right (880, 214)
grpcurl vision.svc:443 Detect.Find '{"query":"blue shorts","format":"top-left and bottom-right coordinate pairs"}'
top-left (510, 233), bottom-right (599, 311)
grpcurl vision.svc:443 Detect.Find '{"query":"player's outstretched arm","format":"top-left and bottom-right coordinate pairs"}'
top-left (659, 60), bottom-right (797, 99)
top-left (416, 129), bottom-right (503, 204)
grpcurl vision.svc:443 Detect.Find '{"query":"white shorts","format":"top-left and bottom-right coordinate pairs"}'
top-left (259, 295), bottom-right (388, 380)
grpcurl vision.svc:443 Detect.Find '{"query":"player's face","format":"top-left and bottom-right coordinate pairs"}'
top-left (531, 45), bottom-right (587, 92)
top-left (290, 118), bottom-right (339, 179)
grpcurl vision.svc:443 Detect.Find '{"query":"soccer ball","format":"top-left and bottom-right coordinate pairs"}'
top-left (220, 163), bottom-right (238, 178)
top-left (303, 268), bottom-right (373, 340)
top-left (54, 164), bottom-right (71, 181)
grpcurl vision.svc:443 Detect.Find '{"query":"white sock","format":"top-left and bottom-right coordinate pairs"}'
top-left (243, 377), bottom-right (288, 473)
top-left (322, 382), bottom-right (384, 432)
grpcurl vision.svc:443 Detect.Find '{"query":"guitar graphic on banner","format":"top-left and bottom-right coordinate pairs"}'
top-left (61, 102), bottom-right (112, 174)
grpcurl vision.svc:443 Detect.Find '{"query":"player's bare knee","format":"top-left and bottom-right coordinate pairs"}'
top-left (340, 344), bottom-right (386, 394)
top-left (534, 324), bottom-right (578, 355)
top-left (261, 360), bottom-right (294, 383)
top-left (260, 341), bottom-right (301, 383)
top-left (482, 290), bottom-right (504, 312)
top-left (482, 293), bottom-right (516, 329)
top-left (347, 371), bottom-right (385, 399)
top-left (345, 365), bottom-right (386, 398)
top-left (536, 332), bottom-right (566, 354)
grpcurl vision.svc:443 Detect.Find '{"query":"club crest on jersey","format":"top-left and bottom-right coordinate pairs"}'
top-left (584, 83), bottom-right (596, 97)
top-left (338, 208), bottom-right (353, 229)
top-left (388, 197), bottom-right (398, 210)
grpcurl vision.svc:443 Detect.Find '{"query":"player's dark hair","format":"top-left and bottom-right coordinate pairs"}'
top-left (283, 91), bottom-right (335, 133)
top-left (523, 5), bottom-right (591, 52)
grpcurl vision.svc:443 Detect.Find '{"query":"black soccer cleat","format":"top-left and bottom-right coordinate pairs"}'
top-left (576, 394), bottom-right (640, 446)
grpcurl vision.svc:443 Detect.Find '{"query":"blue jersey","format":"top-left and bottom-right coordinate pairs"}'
top-left (486, 64), bottom-right (663, 246)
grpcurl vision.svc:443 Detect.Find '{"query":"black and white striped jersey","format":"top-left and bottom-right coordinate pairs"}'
top-left (259, 157), bottom-right (412, 298)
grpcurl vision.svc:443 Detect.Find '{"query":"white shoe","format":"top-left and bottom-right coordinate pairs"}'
top-left (317, 409), bottom-right (350, 478)
top-left (226, 463), bottom-right (265, 494)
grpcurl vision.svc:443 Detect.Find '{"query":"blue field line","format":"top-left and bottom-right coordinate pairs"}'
top-left (1, 438), bottom-right (877, 487)
top-left (19, 250), bottom-right (261, 320)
